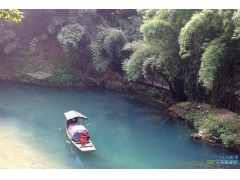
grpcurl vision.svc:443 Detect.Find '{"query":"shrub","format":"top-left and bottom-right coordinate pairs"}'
top-left (200, 113), bottom-right (240, 147)
top-left (105, 83), bottom-right (116, 90)
top-left (186, 111), bottom-right (203, 128)
top-left (221, 134), bottom-right (240, 148)
top-left (147, 87), bottom-right (161, 99)
top-left (136, 84), bottom-right (147, 92)
top-left (55, 69), bottom-right (73, 85)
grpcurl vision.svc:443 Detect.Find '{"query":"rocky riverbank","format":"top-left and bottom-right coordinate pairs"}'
top-left (168, 102), bottom-right (240, 152)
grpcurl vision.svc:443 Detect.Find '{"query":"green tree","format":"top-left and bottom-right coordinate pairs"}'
top-left (122, 40), bottom-right (157, 81)
top-left (179, 9), bottom-right (240, 108)
top-left (57, 23), bottom-right (86, 57)
top-left (0, 19), bottom-right (19, 54)
top-left (0, 9), bottom-right (24, 23)
top-left (123, 9), bottom-right (197, 100)
top-left (0, 9), bottom-right (23, 54)
top-left (90, 27), bottom-right (127, 72)
top-left (53, 10), bottom-right (128, 73)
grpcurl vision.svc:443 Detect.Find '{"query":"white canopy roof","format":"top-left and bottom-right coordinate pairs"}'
top-left (64, 110), bottom-right (88, 121)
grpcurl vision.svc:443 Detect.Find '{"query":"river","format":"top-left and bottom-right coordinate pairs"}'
top-left (0, 82), bottom-right (239, 169)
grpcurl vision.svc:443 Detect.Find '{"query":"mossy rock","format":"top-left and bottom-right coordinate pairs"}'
top-left (190, 133), bottom-right (202, 139)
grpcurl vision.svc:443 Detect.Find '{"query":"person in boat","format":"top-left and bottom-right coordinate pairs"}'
top-left (67, 119), bottom-right (73, 127)
top-left (72, 117), bottom-right (78, 123)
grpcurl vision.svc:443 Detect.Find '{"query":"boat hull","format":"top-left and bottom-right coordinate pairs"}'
top-left (66, 128), bottom-right (96, 152)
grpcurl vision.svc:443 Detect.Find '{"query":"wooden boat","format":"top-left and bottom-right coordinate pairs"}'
top-left (64, 110), bottom-right (96, 152)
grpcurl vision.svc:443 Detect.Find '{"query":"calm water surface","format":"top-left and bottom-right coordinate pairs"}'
top-left (0, 83), bottom-right (239, 169)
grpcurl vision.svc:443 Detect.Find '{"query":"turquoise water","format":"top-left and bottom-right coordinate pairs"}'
top-left (0, 82), bottom-right (239, 169)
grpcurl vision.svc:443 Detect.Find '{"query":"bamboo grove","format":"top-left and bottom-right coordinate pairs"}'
top-left (123, 9), bottom-right (240, 112)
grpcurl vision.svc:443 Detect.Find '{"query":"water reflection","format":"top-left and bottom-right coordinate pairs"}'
top-left (68, 144), bottom-right (84, 165)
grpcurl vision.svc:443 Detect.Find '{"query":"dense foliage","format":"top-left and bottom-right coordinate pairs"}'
top-left (1, 9), bottom-right (240, 113)
top-left (123, 9), bottom-right (240, 112)
top-left (0, 9), bottom-right (24, 23)
top-left (0, 9), bottom-right (24, 54)
top-left (179, 9), bottom-right (240, 108)
top-left (0, 9), bottom-right (142, 84)
top-left (186, 104), bottom-right (240, 149)
top-left (123, 10), bottom-right (198, 101)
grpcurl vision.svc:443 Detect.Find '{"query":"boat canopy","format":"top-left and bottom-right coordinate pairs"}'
top-left (64, 110), bottom-right (88, 121)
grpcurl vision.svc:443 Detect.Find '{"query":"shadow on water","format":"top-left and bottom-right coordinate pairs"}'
top-left (65, 140), bottom-right (103, 168)
top-left (68, 144), bottom-right (84, 165)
